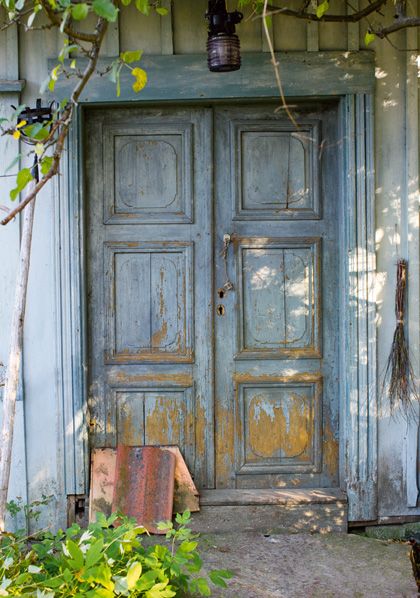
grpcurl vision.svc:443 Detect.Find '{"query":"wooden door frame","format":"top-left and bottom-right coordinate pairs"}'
top-left (53, 51), bottom-right (377, 522)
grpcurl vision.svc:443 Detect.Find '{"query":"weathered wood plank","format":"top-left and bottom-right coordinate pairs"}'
top-left (101, 15), bottom-right (119, 56)
top-left (50, 51), bottom-right (375, 102)
top-left (160, 0), bottom-right (173, 55)
top-left (404, 8), bottom-right (420, 509)
top-left (347, 0), bottom-right (360, 51)
top-left (342, 94), bottom-right (377, 522)
top-left (0, 79), bottom-right (25, 92)
top-left (0, 18), bottom-right (29, 532)
top-left (306, 22), bottom-right (319, 52)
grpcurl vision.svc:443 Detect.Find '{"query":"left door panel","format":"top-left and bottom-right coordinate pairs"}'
top-left (85, 107), bottom-right (214, 489)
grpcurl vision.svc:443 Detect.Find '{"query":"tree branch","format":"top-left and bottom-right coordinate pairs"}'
top-left (0, 17), bottom-right (108, 226)
top-left (373, 16), bottom-right (420, 37)
top-left (40, 0), bottom-right (99, 42)
top-left (265, 0), bottom-right (388, 23)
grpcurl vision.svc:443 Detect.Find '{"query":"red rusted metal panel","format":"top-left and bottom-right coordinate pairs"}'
top-left (112, 445), bottom-right (176, 534)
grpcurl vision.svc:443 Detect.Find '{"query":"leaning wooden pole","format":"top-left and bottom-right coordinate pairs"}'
top-left (0, 182), bottom-right (36, 531)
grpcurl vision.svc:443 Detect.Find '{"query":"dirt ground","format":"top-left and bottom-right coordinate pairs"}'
top-left (196, 531), bottom-right (418, 597)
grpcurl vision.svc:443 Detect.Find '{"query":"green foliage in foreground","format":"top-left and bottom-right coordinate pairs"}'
top-left (0, 511), bottom-right (233, 597)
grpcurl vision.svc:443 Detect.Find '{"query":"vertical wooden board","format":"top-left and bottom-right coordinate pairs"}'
top-left (306, 21), bottom-right (319, 53)
top-left (239, 12), bottom-right (263, 53)
top-left (18, 23), bottom-right (69, 531)
top-left (347, 0), bottom-right (359, 51)
top-left (319, 0), bottom-right (346, 50)
top-left (119, 4), bottom-right (162, 54)
top-left (173, 0), bottom-right (207, 54)
top-left (0, 21), bottom-right (29, 530)
top-left (19, 17), bottom-right (61, 101)
top-left (160, 0), bottom-right (173, 55)
top-left (101, 16), bottom-right (119, 56)
top-left (116, 392), bottom-right (145, 446)
top-left (374, 18), bottom-right (408, 518)
top-left (261, 16), bottom-right (273, 53)
top-left (273, 5), bottom-right (306, 51)
top-left (404, 5), bottom-right (420, 509)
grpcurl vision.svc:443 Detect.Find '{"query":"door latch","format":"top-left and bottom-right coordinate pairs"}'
top-left (220, 233), bottom-right (234, 294)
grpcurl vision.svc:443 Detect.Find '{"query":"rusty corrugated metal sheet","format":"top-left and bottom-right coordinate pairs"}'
top-left (112, 446), bottom-right (176, 534)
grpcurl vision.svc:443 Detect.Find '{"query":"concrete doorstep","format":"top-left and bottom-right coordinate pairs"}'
top-left (196, 531), bottom-right (418, 597)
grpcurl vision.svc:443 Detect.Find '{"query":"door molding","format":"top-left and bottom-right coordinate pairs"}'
top-left (55, 53), bottom-right (376, 521)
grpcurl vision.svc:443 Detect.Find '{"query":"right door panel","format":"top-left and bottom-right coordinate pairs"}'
top-left (214, 103), bottom-right (341, 490)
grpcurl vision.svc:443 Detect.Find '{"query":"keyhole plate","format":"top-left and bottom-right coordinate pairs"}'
top-left (217, 304), bottom-right (225, 316)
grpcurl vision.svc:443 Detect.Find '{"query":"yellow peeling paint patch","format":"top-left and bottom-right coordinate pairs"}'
top-left (248, 394), bottom-right (310, 461)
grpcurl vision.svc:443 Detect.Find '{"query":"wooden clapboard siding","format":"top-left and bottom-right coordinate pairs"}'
top-left (0, 15), bottom-right (28, 532)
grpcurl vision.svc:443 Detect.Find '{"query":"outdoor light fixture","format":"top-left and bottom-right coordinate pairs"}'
top-left (206, 0), bottom-right (243, 72)
top-left (12, 98), bottom-right (54, 181)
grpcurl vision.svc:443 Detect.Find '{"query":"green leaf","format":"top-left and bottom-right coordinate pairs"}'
top-left (127, 562), bottom-right (142, 590)
top-left (92, 0), bottom-right (118, 21)
top-left (48, 64), bottom-right (61, 92)
top-left (71, 3), bottom-right (89, 20)
top-left (85, 538), bottom-right (104, 569)
top-left (135, 0), bottom-right (149, 15)
top-left (66, 539), bottom-right (84, 570)
top-left (316, 0), bottom-right (329, 19)
top-left (10, 168), bottom-right (33, 201)
top-left (186, 551), bottom-right (202, 573)
top-left (209, 569), bottom-right (234, 588)
top-left (86, 590), bottom-right (113, 598)
top-left (191, 578), bottom-right (211, 597)
top-left (364, 30), bottom-right (376, 46)
top-left (175, 511), bottom-right (191, 525)
top-left (156, 7), bottom-right (167, 15)
top-left (120, 50), bottom-right (143, 63)
top-left (40, 156), bottom-right (53, 176)
top-left (121, 0), bottom-right (131, 6)
top-left (95, 563), bottom-right (114, 591)
top-left (179, 541), bottom-right (197, 553)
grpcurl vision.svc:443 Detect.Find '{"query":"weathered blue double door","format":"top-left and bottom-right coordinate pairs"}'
top-left (86, 102), bottom-right (340, 491)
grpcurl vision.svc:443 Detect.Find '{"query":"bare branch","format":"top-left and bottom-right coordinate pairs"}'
top-left (265, 0), bottom-right (388, 23)
top-left (373, 16), bottom-right (420, 37)
top-left (262, 0), bottom-right (298, 129)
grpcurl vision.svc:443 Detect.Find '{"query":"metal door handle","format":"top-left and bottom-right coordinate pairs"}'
top-left (220, 233), bottom-right (234, 294)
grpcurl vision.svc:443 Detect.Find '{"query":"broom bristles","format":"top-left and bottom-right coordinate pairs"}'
top-left (382, 259), bottom-right (419, 420)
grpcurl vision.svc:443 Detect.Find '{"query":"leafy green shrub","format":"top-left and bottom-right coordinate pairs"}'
top-left (0, 511), bottom-right (232, 596)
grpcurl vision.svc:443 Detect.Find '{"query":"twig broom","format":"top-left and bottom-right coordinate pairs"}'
top-left (383, 259), bottom-right (419, 418)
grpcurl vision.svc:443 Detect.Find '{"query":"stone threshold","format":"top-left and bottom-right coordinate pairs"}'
top-left (191, 488), bottom-right (348, 534)
top-left (199, 488), bottom-right (347, 506)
